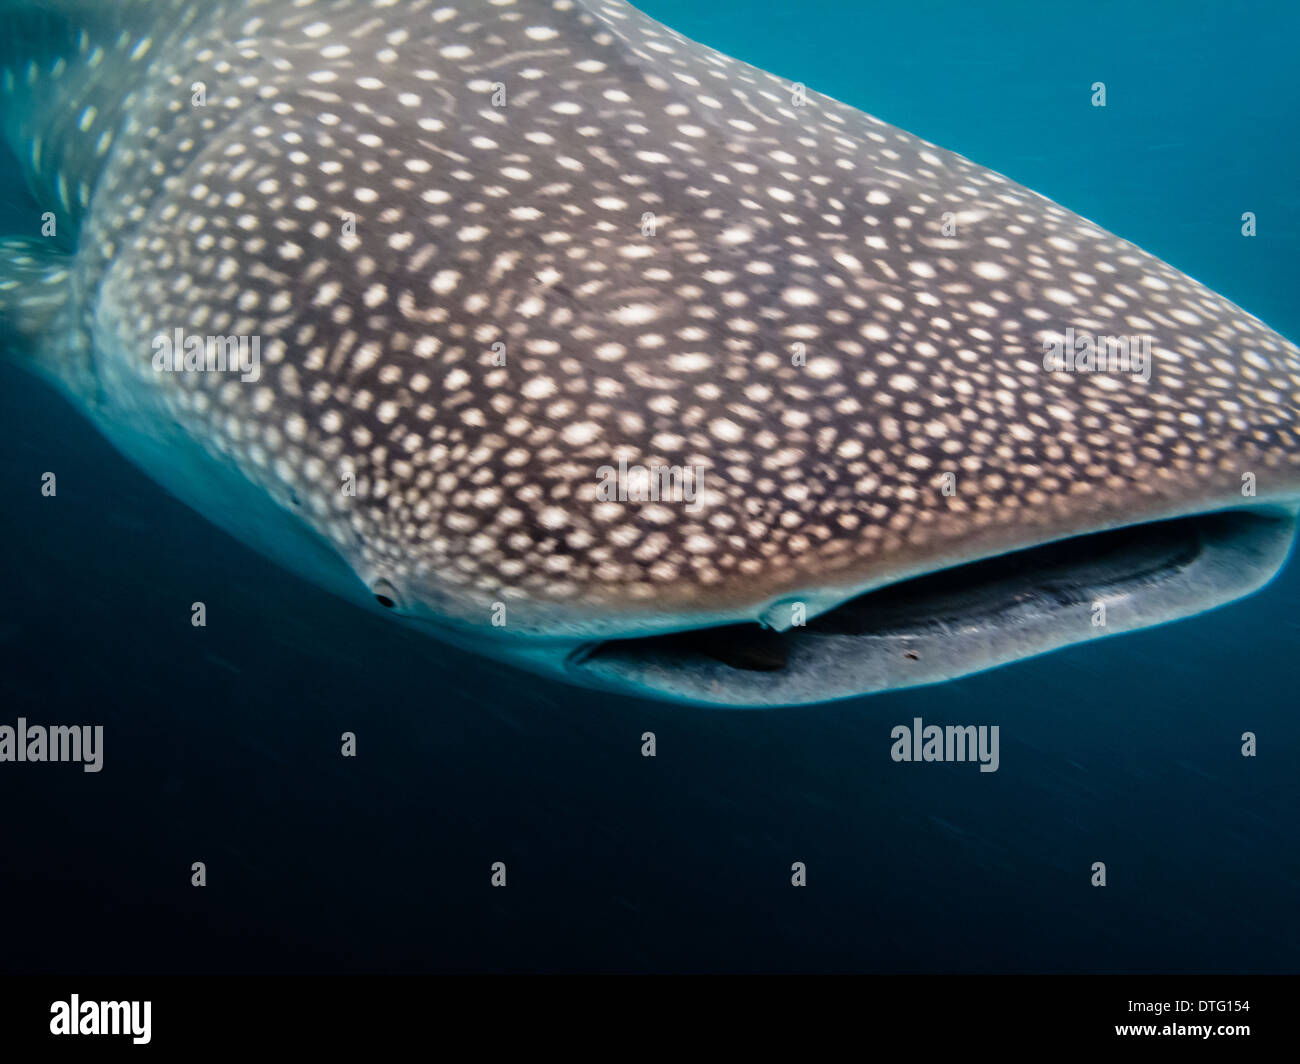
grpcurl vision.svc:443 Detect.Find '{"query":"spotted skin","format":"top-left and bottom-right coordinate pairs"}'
top-left (4, 0), bottom-right (1300, 656)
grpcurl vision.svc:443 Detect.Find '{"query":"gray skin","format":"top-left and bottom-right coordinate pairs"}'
top-left (2, 0), bottom-right (1299, 706)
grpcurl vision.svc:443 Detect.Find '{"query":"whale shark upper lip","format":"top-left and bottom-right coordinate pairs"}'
top-left (479, 487), bottom-right (1296, 643)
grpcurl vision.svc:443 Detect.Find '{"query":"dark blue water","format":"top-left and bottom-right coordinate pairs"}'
top-left (1, 0), bottom-right (1297, 972)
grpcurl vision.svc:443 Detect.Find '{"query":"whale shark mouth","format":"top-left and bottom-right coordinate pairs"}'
top-left (571, 506), bottom-right (1297, 707)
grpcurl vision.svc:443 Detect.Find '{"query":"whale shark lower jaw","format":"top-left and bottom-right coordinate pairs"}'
top-left (569, 505), bottom-right (1297, 706)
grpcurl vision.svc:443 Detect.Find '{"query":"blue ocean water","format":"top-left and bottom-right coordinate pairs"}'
top-left (0, 0), bottom-right (1296, 972)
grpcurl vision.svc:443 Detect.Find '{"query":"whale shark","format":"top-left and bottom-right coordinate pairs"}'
top-left (2, 0), bottom-right (1298, 706)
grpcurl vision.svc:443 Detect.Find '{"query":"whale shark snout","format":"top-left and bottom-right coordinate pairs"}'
top-left (2, 0), bottom-right (1299, 706)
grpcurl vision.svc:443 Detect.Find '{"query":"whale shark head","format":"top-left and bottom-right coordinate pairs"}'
top-left (3, 0), bottom-right (1299, 706)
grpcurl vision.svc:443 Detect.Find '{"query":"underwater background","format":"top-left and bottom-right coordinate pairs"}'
top-left (0, 0), bottom-right (1297, 973)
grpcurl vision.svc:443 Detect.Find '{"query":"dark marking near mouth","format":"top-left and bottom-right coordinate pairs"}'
top-left (658, 623), bottom-right (789, 671)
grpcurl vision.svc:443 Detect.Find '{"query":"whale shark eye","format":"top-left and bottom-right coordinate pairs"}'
top-left (372, 579), bottom-right (399, 609)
